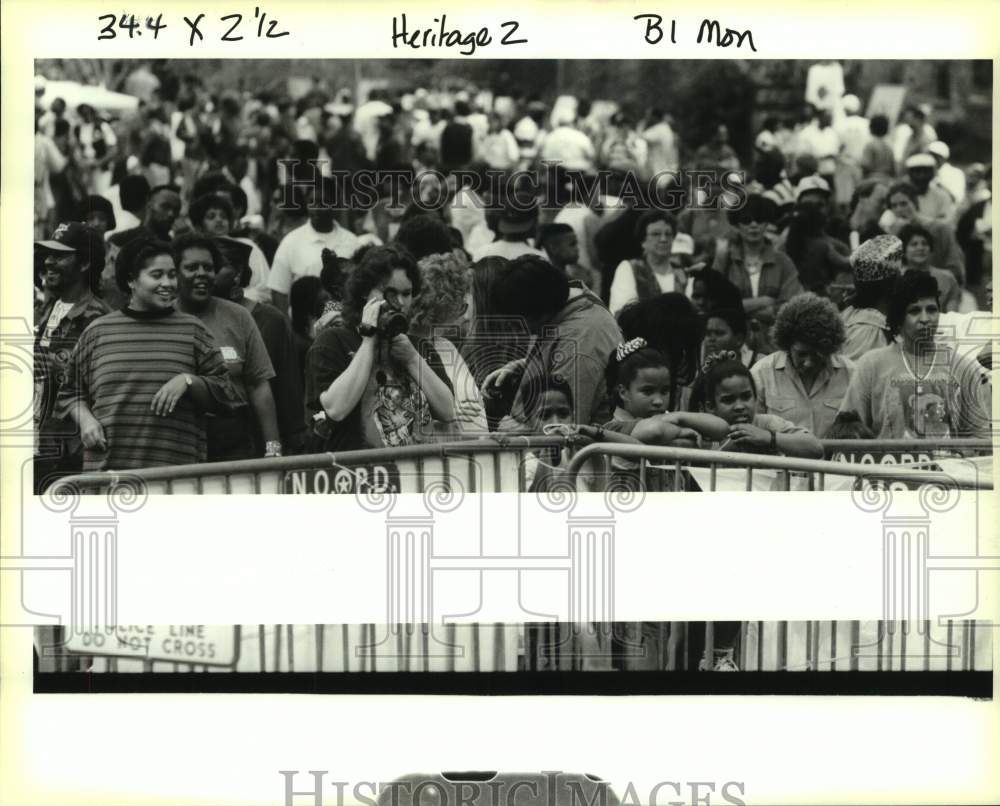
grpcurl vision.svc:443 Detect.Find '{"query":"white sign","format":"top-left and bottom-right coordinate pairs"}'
top-left (65, 626), bottom-right (239, 666)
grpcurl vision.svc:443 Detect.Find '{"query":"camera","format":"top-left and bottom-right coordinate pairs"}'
top-left (377, 302), bottom-right (409, 338)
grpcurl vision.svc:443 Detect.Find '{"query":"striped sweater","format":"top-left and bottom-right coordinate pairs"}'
top-left (56, 308), bottom-right (244, 471)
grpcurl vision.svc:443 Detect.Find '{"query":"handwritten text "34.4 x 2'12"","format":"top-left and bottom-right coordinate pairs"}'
top-left (97, 10), bottom-right (289, 44)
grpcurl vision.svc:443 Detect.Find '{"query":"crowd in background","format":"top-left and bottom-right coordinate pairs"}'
top-left (33, 65), bottom-right (994, 497)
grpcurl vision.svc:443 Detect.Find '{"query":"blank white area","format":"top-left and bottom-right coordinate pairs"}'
top-left (16, 491), bottom-right (996, 625)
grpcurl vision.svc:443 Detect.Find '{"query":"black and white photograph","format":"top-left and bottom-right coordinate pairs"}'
top-left (30, 58), bottom-right (993, 498)
top-left (27, 56), bottom-right (994, 694)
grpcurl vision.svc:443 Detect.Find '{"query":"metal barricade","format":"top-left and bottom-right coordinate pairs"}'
top-left (823, 438), bottom-right (994, 463)
top-left (564, 444), bottom-right (993, 492)
top-left (54, 437), bottom-right (570, 496)
top-left (54, 437), bottom-right (994, 495)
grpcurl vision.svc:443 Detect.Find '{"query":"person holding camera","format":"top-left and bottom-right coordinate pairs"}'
top-left (305, 246), bottom-right (456, 451)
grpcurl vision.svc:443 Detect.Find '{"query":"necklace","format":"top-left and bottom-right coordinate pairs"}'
top-left (899, 343), bottom-right (937, 393)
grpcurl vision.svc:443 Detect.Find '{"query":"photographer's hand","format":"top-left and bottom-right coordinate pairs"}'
top-left (360, 297), bottom-right (386, 335)
top-left (389, 333), bottom-right (419, 368)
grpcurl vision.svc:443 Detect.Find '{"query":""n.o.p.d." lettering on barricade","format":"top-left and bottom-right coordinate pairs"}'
top-left (283, 462), bottom-right (400, 494)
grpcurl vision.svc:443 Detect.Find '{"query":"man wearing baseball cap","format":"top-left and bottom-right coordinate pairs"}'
top-left (777, 175), bottom-right (851, 296)
top-left (904, 152), bottom-right (955, 225)
top-left (34, 222), bottom-right (112, 492)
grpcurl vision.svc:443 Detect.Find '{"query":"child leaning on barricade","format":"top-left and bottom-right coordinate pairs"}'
top-left (599, 338), bottom-right (733, 490)
top-left (684, 350), bottom-right (823, 671)
top-left (690, 351), bottom-right (824, 459)
top-left (520, 378), bottom-right (639, 493)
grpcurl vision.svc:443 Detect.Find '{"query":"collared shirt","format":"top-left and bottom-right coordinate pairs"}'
top-left (34, 290), bottom-right (112, 432)
top-left (917, 184), bottom-right (956, 226)
top-left (267, 221), bottom-right (361, 296)
top-left (752, 350), bottom-right (855, 438)
top-left (713, 235), bottom-right (803, 304)
top-left (841, 306), bottom-right (891, 361)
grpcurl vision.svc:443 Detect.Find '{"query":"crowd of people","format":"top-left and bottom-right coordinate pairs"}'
top-left (33, 67), bottom-right (994, 496)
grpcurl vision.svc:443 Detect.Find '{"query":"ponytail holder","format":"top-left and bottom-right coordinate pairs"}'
top-left (616, 337), bottom-right (648, 363)
top-left (701, 349), bottom-right (739, 374)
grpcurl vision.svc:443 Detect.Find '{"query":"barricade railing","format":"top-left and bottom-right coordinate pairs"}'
top-left (53, 436), bottom-right (570, 496)
top-left (563, 443), bottom-right (994, 492)
top-left (53, 437), bottom-right (993, 495)
top-left (37, 620), bottom-right (992, 673)
top-left (822, 438), bottom-right (994, 462)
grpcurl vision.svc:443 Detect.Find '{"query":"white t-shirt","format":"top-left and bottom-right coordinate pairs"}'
top-left (539, 126), bottom-right (596, 172)
top-left (835, 115), bottom-right (870, 163)
top-left (267, 222), bottom-right (361, 296)
top-left (40, 299), bottom-right (73, 348)
top-left (642, 121), bottom-right (679, 174)
top-left (936, 164), bottom-right (966, 206)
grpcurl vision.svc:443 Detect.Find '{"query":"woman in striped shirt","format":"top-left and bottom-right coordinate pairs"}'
top-left (57, 240), bottom-right (243, 472)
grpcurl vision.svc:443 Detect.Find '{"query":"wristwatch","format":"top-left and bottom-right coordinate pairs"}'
top-left (769, 429), bottom-right (777, 451)
top-left (357, 323), bottom-right (378, 338)
top-left (183, 374), bottom-right (193, 387)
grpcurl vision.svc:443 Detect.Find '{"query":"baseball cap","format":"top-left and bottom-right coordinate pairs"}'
top-left (904, 153), bottom-right (936, 169)
top-left (794, 175), bottom-right (831, 200)
top-left (850, 234), bottom-right (903, 282)
top-left (926, 141), bottom-right (950, 161)
top-left (754, 130), bottom-right (777, 151)
top-left (35, 222), bottom-right (105, 271)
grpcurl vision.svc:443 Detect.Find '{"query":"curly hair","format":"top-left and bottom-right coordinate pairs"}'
top-left (395, 213), bottom-right (455, 262)
top-left (772, 292), bottom-right (845, 355)
top-left (617, 292), bottom-right (703, 400)
top-left (411, 251), bottom-right (471, 332)
top-left (342, 245), bottom-right (421, 328)
top-left (172, 232), bottom-right (223, 272)
top-left (188, 193), bottom-right (234, 230)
